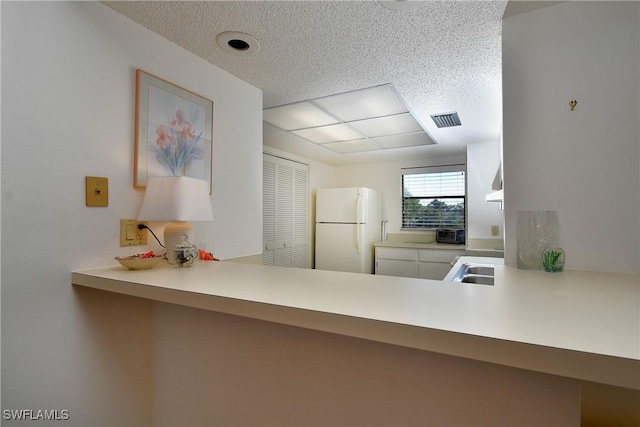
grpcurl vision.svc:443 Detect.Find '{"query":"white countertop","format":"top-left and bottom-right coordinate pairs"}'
top-left (72, 260), bottom-right (639, 389)
top-left (374, 241), bottom-right (504, 258)
top-left (374, 241), bottom-right (465, 250)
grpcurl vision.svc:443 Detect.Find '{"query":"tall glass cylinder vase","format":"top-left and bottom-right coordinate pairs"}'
top-left (516, 210), bottom-right (558, 270)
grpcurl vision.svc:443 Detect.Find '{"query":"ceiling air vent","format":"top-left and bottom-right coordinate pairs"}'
top-left (430, 112), bottom-right (461, 128)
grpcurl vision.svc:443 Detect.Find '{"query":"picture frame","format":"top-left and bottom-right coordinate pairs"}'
top-left (134, 69), bottom-right (213, 192)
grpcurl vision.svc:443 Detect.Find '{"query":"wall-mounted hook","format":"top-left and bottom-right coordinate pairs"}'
top-left (569, 100), bottom-right (577, 111)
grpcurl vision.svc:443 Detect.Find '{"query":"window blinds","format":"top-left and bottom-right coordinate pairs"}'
top-left (402, 167), bottom-right (465, 229)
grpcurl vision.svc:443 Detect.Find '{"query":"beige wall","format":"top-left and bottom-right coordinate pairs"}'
top-left (153, 302), bottom-right (580, 426)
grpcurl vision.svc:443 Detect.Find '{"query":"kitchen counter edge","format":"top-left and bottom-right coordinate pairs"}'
top-left (72, 261), bottom-right (639, 390)
top-left (374, 241), bottom-right (465, 250)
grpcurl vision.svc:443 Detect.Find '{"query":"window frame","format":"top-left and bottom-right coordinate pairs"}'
top-left (401, 164), bottom-right (467, 231)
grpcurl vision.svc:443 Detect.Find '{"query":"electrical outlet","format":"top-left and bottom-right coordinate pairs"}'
top-left (86, 176), bottom-right (108, 207)
top-left (491, 225), bottom-right (500, 237)
top-left (120, 219), bottom-right (148, 246)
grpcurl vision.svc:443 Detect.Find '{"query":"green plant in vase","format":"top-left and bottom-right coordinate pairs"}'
top-left (543, 246), bottom-right (565, 272)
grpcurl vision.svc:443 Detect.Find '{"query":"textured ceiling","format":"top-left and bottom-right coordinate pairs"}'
top-left (104, 0), bottom-right (508, 164)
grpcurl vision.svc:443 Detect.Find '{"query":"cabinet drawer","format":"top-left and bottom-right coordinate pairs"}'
top-left (418, 249), bottom-right (463, 263)
top-left (376, 247), bottom-right (418, 261)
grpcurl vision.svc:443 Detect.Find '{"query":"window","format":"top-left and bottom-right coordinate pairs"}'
top-left (402, 166), bottom-right (466, 229)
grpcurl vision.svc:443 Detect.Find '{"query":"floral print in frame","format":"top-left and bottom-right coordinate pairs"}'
top-left (134, 69), bottom-right (213, 193)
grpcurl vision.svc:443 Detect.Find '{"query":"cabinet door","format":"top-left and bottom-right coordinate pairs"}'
top-left (418, 262), bottom-right (454, 280)
top-left (376, 259), bottom-right (419, 278)
top-left (418, 249), bottom-right (463, 263)
top-left (376, 247), bottom-right (418, 261)
top-left (375, 247), bottom-right (419, 277)
top-left (418, 249), bottom-right (464, 280)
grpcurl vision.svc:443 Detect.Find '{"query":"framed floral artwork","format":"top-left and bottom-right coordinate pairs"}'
top-left (134, 69), bottom-right (213, 192)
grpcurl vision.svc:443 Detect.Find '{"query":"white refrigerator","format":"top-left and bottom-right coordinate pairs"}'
top-left (315, 187), bottom-right (382, 273)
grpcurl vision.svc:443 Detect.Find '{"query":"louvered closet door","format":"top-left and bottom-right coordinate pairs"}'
top-left (263, 154), bottom-right (309, 268)
top-left (263, 155), bottom-right (276, 266)
top-left (291, 163), bottom-right (309, 268)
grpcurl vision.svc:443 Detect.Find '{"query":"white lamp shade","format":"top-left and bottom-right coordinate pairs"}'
top-left (137, 176), bottom-right (214, 222)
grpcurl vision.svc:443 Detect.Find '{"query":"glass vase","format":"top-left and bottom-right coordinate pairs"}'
top-left (542, 245), bottom-right (565, 273)
top-left (517, 210), bottom-right (558, 269)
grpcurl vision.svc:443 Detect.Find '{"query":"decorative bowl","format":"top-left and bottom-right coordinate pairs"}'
top-left (115, 254), bottom-right (164, 270)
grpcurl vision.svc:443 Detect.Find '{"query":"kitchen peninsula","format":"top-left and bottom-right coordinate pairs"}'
top-left (73, 260), bottom-right (639, 391)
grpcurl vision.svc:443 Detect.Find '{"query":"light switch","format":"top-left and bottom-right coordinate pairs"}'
top-left (126, 223), bottom-right (136, 240)
top-left (120, 219), bottom-right (148, 246)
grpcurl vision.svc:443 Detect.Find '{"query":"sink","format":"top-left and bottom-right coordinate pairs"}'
top-left (450, 263), bottom-right (495, 286)
top-left (465, 266), bottom-right (494, 276)
top-left (460, 275), bottom-right (494, 285)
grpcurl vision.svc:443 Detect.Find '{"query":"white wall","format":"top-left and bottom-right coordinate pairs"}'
top-left (1, 2), bottom-right (262, 425)
top-left (502, 1), bottom-right (639, 273)
top-left (333, 154), bottom-right (467, 235)
top-left (467, 140), bottom-right (503, 238)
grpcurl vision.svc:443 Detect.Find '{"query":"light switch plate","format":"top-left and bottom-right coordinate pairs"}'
top-left (120, 219), bottom-right (148, 246)
top-left (86, 176), bottom-right (109, 207)
top-left (491, 225), bottom-right (500, 237)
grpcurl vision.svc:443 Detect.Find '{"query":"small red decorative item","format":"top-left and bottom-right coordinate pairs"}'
top-left (118, 250), bottom-right (156, 260)
top-left (199, 249), bottom-right (219, 261)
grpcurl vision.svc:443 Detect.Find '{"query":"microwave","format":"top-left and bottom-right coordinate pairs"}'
top-left (436, 229), bottom-right (465, 245)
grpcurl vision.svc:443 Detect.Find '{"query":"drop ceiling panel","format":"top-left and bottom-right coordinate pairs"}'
top-left (263, 83), bottom-right (434, 154)
top-left (323, 139), bottom-right (380, 154)
top-left (292, 123), bottom-right (363, 144)
top-left (263, 102), bottom-right (338, 130)
top-left (313, 85), bottom-right (409, 122)
top-left (349, 113), bottom-right (424, 138)
top-left (373, 132), bottom-right (435, 149)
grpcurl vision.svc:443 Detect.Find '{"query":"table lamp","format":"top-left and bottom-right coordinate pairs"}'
top-left (138, 176), bottom-right (214, 264)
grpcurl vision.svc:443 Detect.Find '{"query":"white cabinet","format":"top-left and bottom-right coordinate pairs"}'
top-left (418, 249), bottom-right (464, 280)
top-left (375, 247), bottom-right (419, 278)
top-left (263, 154), bottom-right (309, 268)
top-left (375, 246), bottom-right (464, 280)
